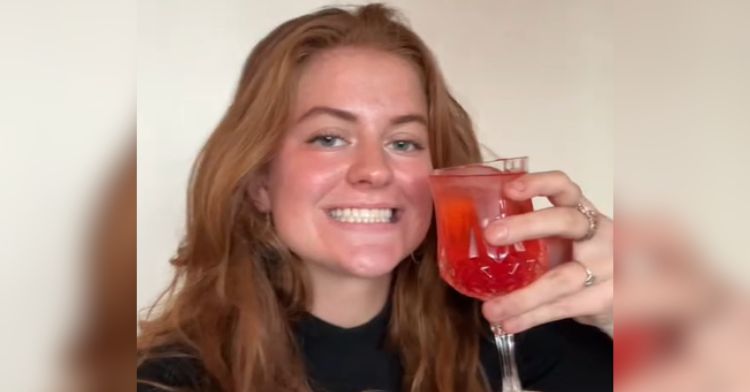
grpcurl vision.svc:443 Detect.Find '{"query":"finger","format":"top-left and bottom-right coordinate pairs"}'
top-left (503, 171), bottom-right (583, 207)
top-left (500, 280), bottom-right (613, 333)
top-left (482, 260), bottom-right (602, 323)
top-left (484, 206), bottom-right (590, 246)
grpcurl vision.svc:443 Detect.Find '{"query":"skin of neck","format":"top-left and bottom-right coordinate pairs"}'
top-left (305, 264), bottom-right (393, 328)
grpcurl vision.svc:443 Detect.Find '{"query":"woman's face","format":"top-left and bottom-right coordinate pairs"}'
top-left (255, 47), bottom-right (433, 280)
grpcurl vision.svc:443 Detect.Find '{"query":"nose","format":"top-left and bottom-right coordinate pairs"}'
top-left (346, 141), bottom-right (394, 188)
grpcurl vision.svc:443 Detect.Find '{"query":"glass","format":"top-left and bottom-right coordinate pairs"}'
top-left (429, 157), bottom-right (548, 392)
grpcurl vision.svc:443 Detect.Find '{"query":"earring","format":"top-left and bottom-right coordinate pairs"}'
top-left (410, 252), bottom-right (419, 264)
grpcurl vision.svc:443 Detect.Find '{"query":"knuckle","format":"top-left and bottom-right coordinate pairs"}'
top-left (484, 301), bottom-right (508, 321)
top-left (554, 170), bottom-right (572, 184)
top-left (570, 182), bottom-right (583, 199)
top-left (481, 302), bottom-right (499, 320)
top-left (550, 170), bottom-right (566, 179)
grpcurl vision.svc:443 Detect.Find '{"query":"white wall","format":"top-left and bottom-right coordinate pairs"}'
top-left (0, 0), bottom-right (134, 389)
top-left (615, 1), bottom-right (750, 284)
top-left (137, 0), bottom-right (614, 312)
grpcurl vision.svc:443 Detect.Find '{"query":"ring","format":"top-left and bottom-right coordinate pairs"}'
top-left (575, 202), bottom-right (598, 241)
top-left (573, 260), bottom-right (596, 288)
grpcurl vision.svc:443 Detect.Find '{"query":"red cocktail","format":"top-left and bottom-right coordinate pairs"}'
top-left (429, 160), bottom-right (548, 301)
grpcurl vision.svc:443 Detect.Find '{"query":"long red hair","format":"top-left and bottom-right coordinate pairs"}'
top-left (138, 4), bottom-right (485, 391)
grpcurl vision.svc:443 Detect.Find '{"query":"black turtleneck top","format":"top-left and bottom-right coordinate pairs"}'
top-left (138, 305), bottom-right (612, 392)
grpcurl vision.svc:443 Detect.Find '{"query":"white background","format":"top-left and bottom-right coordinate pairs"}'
top-left (0, 0), bottom-right (134, 389)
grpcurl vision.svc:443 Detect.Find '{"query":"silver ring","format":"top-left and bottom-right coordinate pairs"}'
top-left (575, 202), bottom-right (598, 241)
top-left (573, 260), bottom-right (596, 288)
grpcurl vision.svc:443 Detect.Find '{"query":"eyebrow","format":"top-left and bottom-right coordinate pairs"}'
top-left (295, 106), bottom-right (427, 127)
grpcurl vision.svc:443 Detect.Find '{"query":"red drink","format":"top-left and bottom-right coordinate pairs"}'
top-left (614, 324), bottom-right (668, 384)
top-left (430, 163), bottom-right (548, 301)
top-left (613, 327), bottom-right (654, 382)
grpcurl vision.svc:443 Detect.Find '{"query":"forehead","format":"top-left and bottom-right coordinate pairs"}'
top-left (291, 47), bottom-right (427, 116)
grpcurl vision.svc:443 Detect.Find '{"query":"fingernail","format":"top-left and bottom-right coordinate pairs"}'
top-left (491, 224), bottom-right (508, 242)
top-left (483, 301), bottom-right (503, 322)
top-left (488, 303), bottom-right (506, 320)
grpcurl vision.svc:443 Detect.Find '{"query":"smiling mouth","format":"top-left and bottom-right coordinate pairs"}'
top-left (327, 207), bottom-right (401, 224)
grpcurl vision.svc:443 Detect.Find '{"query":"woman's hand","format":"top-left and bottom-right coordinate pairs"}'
top-left (480, 171), bottom-right (613, 333)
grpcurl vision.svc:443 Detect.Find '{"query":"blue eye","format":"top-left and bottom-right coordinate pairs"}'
top-left (390, 140), bottom-right (424, 152)
top-left (307, 134), bottom-right (348, 148)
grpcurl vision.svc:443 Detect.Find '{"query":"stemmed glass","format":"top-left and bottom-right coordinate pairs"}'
top-left (428, 157), bottom-right (548, 392)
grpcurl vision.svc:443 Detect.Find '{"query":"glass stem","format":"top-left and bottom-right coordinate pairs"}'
top-left (492, 324), bottom-right (523, 392)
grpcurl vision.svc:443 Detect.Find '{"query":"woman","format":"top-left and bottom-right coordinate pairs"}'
top-left (138, 4), bottom-right (613, 392)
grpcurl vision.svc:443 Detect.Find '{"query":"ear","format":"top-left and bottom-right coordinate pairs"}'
top-left (247, 175), bottom-right (271, 213)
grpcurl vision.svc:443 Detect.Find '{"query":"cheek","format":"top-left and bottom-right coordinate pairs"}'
top-left (267, 157), bottom-right (338, 251)
top-left (414, 179), bottom-right (435, 228)
top-left (400, 164), bottom-right (435, 226)
top-left (268, 153), bottom-right (338, 207)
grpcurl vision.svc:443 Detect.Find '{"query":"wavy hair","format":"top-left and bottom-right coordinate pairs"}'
top-left (138, 4), bottom-right (484, 391)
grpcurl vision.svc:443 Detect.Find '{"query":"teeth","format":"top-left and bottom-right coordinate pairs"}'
top-left (328, 208), bottom-right (394, 224)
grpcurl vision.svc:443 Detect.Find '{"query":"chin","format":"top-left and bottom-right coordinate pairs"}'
top-left (341, 251), bottom-right (404, 279)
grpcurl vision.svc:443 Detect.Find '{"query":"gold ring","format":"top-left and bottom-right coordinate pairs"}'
top-left (573, 260), bottom-right (596, 288)
top-left (575, 202), bottom-right (598, 241)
